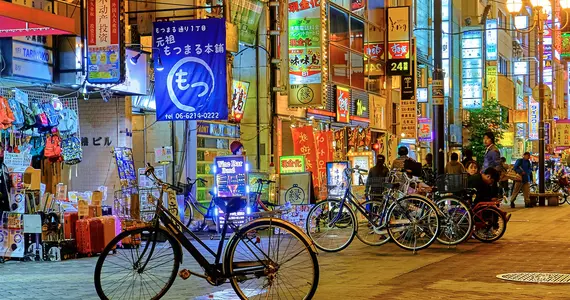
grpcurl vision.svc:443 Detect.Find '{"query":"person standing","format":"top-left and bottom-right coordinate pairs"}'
top-left (510, 152), bottom-right (533, 208)
top-left (366, 154), bottom-right (390, 196)
top-left (445, 153), bottom-right (465, 174)
top-left (422, 153), bottom-right (435, 186)
top-left (392, 146), bottom-right (413, 170)
top-left (483, 131), bottom-right (503, 172)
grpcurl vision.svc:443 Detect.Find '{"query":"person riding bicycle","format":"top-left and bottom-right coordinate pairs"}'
top-left (468, 167), bottom-right (500, 205)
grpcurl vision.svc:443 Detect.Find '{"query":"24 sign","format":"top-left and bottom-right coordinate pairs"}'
top-left (386, 59), bottom-right (410, 76)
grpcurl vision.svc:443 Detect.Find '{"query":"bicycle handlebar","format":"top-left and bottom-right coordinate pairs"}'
top-left (187, 177), bottom-right (208, 184)
top-left (344, 166), bottom-right (368, 174)
top-left (145, 163), bottom-right (183, 193)
top-left (256, 178), bottom-right (276, 184)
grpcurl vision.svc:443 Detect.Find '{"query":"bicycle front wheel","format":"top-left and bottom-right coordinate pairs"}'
top-left (435, 197), bottom-right (473, 245)
top-left (226, 218), bottom-right (319, 300)
top-left (184, 201), bottom-right (194, 228)
top-left (94, 227), bottom-right (181, 300)
top-left (387, 197), bottom-right (440, 251)
top-left (355, 200), bottom-right (391, 246)
top-left (306, 199), bottom-right (356, 252)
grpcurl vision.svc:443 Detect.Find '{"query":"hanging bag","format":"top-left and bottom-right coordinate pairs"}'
top-left (44, 134), bottom-right (62, 163)
top-left (41, 102), bottom-right (59, 129)
top-left (31, 102), bottom-right (49, 130)
top-left (8, 99), bottom-right (24, 129)
top-left (58, 108), bottom-right (78, 135)
top-left (62, 136), bottom-right (83, 165)
top-left (0, 97), bottom-right (15, 129)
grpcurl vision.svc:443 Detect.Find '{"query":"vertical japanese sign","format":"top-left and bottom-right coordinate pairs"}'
top-left (336, 86), bottom-right (350, 123)
top-left (288, 0), bottom-right (323, 107)
top-left (462, 28), bottom-right (483, 109)
top-left (556, 120), bottom-right (570, 146)
top-left (153, 19), bottom-right (228, 121)
top-left (230, 80), bottom-right (249, 122)
top-left (529, 97), bottom-right (539, 140)
top-left (291, 126), bottom-right (319, 193)
top-left (230, 0), bottom-right (263, 45)
top-left (400, 98), bottom-right (417, 139)
top-left (417, 117), bottom-right (432, 142)
top-left (401, 65), bottom-right (415, 100)
top-left (486, 65), bottom-right (497, 102)
top-left (87, 0), bottom-right (122, 84)
top-left (316, 130), bottom-right (333, 194)
top-left (485, 19), bottom-right (498, 61)
top-left (386, 6), bottom-right (411, 76)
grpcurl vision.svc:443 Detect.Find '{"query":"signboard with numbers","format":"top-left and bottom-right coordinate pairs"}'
top-left (386, 6), bottom-right (411, 76)
top-left (153, 19), bottom-right (228, 121)
top-left (86, 0), bottom-right (123, 84)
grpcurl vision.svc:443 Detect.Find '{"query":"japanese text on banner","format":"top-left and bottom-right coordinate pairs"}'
top-left (292, 126), bottom-right (319, 194)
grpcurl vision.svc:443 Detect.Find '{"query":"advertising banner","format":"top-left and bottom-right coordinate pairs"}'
top-left (400, 98), bottom-right (417, 139)
top-left (485, 19), bottom-right (498, 61)
top-left (556, 119), bottom-right (570, 146)
top-left (401, 66), bottom-right (415, 100)
top-left (230, 0), bottom-right (263, 45)
top-left (316, 130), bottom-right (333, 191)
top-left (87, 0), bottom-right (123, 84)
top-left (336, 86), bottom-right (350, 123)
top-left (291, 126), bottom-right (319, 192)
top-left (288, 0), bottom-right (323, 107)
top-left (153, 19), bottom-right (228, 121)
top-left (279, 156), bottom-right (306, 173)
top-left (213, 155), bottom-right (247, 198)
top-left (486, 65), bottom-right (497, 102)
top-left (230, 80), bottom-right (249, 122)
top-left (386, 6), bottom-right (411, 76)
top-left (462, 28), bottom-right (483, 109)
top-left (417, 117), bottom-right (432, 142)
top-left (529, 97), bottom-right (539, 140)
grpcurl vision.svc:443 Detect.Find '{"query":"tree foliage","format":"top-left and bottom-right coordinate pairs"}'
top-left (465, 99), bottom-right (509, 163)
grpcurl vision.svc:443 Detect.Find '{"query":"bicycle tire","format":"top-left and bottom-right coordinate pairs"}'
top-left (435, 197), bottom-right (473, 246)
top-left (94, 227), bottom-right (181, 300)
top-left (225, 218), bottom-right (319, 300)
top-left (184, 201), bottom-right (194, 228)
top-left (472, 206), bottom-right (507, 243)
top-left (387, 196), bottom-right (440, 251)
top-left (355, 199), bottom-right (391, 246)
top-left (305, 199), bottom-right (356, 252)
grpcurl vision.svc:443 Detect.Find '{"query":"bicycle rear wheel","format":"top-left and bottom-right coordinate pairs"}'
top-left (387, 197), bottom-right (439, 251)
top-left (472, 207), bottom-right (507, 243)
top-left (306, 199), bottom-right (356, 252)
top-left (226, 218), bottom-right (319, 300)
top-left (94, 227), bottom-right (181, 300)
top-left (435, 197), bottom-right (472, 245)
top-left (355, 200), bottom-right (390, 246)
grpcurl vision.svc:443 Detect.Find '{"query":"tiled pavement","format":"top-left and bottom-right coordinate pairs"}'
top-left (2, 202), bottom-right (570, 299)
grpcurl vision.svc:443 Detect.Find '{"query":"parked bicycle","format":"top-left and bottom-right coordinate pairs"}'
top-left (180, 177), bottom-right (218, 231)
top-left (305, 167), bottom-right (440, 253)
top-left (94, 164), bottom-right (320, 300)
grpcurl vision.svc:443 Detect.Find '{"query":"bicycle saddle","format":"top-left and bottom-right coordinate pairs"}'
top-left (214, 196), bottom-right (246, 214)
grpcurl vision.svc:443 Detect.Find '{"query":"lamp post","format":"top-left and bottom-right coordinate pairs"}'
top-left (507, 0), bottom-right (570, 199)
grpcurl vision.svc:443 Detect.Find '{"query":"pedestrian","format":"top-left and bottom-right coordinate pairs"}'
top-left (465, 160), bottom-right (480, 176)
top-left (423, 153), bottom-right (433, 169)
top-left (422, 153), bottom-right (435, 186)
top-left (230, 141), bottom-right (244, 155)
top-left (462, 149), bottom-right (475, 168)
top-left (510, 152), bottom-right (533, 208)
top-left (498, 157), bottom-right (511, 199)
top-left (392, 146), bottom-right (421, 177)
top-left (482, 131), bottom-right (503, 172)
top-left (392, 146), bottom-right (413, 170)
top-left (366, 154), bottom-right (390, 197)
top-left (468, 167), bottom-right (500, 205)
top-left (445, 153), bottom-right (465, 174)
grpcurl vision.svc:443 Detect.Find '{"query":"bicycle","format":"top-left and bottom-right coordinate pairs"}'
top-left (94, 164), bottom-right (320, 300)
top-left (471, 198), bottom-right (509, 242)
top-left (305, 167), bottom-right (440, 253)
top-left (180, 177), bottom-right (218, 231)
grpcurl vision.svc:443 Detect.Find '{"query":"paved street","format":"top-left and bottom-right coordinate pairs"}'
top-left (3, 202), bottom-right (570, 299)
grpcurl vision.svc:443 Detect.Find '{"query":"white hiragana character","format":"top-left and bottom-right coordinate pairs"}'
top-left (204, 43), bottom-right (214, 54)
top-left (184, 44), bottom-right (191, 55)
top-left (175, 69), bottom-right (190, 90)
top-left (165, 35), bottom-right (175, 45)
top-left (195, 44), bottom-right (202, 55)
top-left (174, 47), bottom-right (181, 55)
top-left (166, 27), bottom-right (170, 33)
top-left (172, 27), bottom-right (177, 33)
top-left (164, 45), bottom-right (171, 56)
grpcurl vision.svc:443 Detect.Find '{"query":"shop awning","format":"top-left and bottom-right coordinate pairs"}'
top-left (0, 1), bottom-right (77, 37)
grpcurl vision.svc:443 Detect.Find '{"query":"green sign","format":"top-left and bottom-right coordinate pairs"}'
top-left (230, 0), bottom-right (263, 45)
top-left (279, 156), bottom-right (306, 173)
top-left (288, 18), bottom-right (321, 48)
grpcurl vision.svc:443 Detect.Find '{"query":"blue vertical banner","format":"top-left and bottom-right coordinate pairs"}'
top-left (153, 19), bottom-right (228, 121)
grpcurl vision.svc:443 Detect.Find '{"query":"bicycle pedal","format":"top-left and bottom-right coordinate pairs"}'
top-left (179, 269), bottom-right (191, 280)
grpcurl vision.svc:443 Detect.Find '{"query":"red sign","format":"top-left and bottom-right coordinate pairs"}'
top-left (364, 43), bottom-right (384, 61)
top-left (388, 41), bottom-right (410, 59)
top-left (291, 126), bottom-right (319, 193)
top-left (315, 130), bottom-right (333, 196)
top-left (288, 0), bottom-right (320, 13)
top-left (336, 86), bottom-right (350, 123)
top-left (87, 0), bottom-right (120, 46)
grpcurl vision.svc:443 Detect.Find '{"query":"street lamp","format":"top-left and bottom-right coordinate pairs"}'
top-left (507, 1), bottom-right (570, 201)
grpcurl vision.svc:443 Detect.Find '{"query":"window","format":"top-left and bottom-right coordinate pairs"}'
top-left (498, 56), bottom-right (508, 75)
top-left (330, 5), bottom-right (350, 47)
top-left (351, 53), bottom-right (365, 89)
top-left (498, 10), bottom-right (507, 28)
top-left (330, 44), bottom-right (350, 85)
top-left (350, 17), bottom-right (364, 52)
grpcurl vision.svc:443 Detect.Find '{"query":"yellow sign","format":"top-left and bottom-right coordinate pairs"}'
top-left (486, 65), bottom-right (497, 102)
top-left (500, 132), bottom-right (514, 147)
top-left (556, 120), bottom-right (570, 146)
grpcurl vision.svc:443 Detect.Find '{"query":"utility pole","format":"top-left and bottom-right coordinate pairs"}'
top-left (538, 10), bottom-right (545, 196)
top-left (433, 0), bottom-right (444, 174)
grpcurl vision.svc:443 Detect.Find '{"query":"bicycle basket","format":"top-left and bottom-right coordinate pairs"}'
top-left (176, 182), bottom-right (190, 196)
top-left (436, 174), bottom-right (469, 193)
top-left (365, 177), bottom-right (392, 197)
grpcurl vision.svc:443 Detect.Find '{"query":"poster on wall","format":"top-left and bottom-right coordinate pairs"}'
top-left (288, 0), bottom-right (323, 107)
top-left (113, 147), bottom-right (137, 188)
top-left (153, 18), bottom-right (228, 121)
top-left (230, 80), bottom-right (249, 122)
top-left (230, 0), bottom-right (263, 45)
top-left (279, 172), bottom-right (312, 205)
top-left (336, 86), bottom-right (350, 123)
top-left (326, 162), bottom-right (349, 199)
top-left (86, 0), bottom-right (123, 84)
top-left (417, 117), bottom-right (432, 142)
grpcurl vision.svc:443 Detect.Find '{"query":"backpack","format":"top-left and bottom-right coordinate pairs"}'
top-left (58, 108), bottom-right (78, 135)
top-left (41, 102), bottom-right (59, 129)
top-left (7, 99), bottom-right (24, 129)
top-left (31, 102), bottom-right (49, 130)
top-left (44, 134), bottom-right (62, 163)
top-left (0, 97), bottom-right (15, 130)
top-left (61, 136), bottom-right (82, 165)
top-left (21, 104), bottom-right (36, 130)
